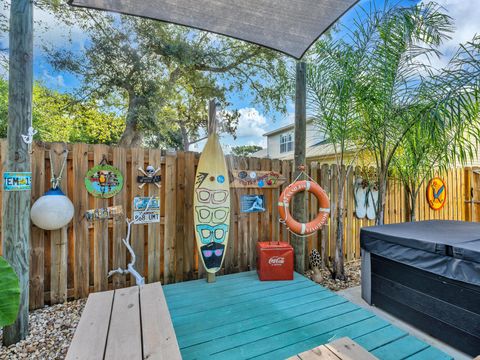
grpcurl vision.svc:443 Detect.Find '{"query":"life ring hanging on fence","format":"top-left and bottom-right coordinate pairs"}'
top-left (278, 180), bottom-right (330, 236)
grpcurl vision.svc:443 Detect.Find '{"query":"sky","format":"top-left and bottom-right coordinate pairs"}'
top-left (1, 0), bottom-right (479, 152)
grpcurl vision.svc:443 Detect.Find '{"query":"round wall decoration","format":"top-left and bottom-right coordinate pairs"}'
top-left (426, 177), bottom-right (446, 211)
top-left (85, 164), bottom-right (124, 198)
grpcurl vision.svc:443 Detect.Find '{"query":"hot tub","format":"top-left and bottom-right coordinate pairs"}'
top-left (360, 220), bottom-right (480, 356)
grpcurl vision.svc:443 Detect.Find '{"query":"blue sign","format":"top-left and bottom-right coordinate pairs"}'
top-left (3, 172), bottom-right (32, 191)
top-left (240, 194), bottom-right (266, 213)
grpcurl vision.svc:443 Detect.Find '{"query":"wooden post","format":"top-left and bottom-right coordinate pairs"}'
top-left (292, 62), bottom-right (307, 274)
top-left (2, 0), bottom-right (33, 345)
top-left (207, 99), bottom-right (217, 284)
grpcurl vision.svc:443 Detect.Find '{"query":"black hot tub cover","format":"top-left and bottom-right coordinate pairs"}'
top-left (361, 220), bottom-right (480, 286)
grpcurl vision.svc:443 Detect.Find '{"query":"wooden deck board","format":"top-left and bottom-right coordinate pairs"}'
top-left (172, 281), bottom-right (323, 329)
top-left (163, 271), bottom-right (454, 360)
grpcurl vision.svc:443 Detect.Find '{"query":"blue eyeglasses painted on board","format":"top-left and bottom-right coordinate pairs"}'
top-left (196, 224), bottom-right (228, 244)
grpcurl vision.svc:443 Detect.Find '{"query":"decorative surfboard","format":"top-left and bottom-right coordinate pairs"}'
top-left (194, 133), bottom-right (231, 274)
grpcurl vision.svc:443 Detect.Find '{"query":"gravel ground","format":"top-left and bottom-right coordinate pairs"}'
top-left (305, 259), bottom-right (361, 291)
top-left (0, 299), bottom-right (86, 360)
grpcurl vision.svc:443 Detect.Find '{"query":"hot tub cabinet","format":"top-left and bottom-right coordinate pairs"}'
top-left (361, 220), bottom-right (480, 356)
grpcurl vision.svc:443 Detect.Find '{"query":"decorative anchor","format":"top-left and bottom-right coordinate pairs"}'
top-left (137, 165), bottom-right (161, 189)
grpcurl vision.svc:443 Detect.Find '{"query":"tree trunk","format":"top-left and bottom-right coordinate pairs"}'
top-left (118, 95), bottom-right (144, 147)
top-left (410, 193), bottom-right (417, 222)
top-left (180, 123), bottom-right (190, 151)
top-left (375, 169), bottom-right (388, 226)
top-left (333, 180), bottom-right (345, 280)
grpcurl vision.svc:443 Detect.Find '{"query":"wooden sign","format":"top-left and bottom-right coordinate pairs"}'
top-left (85, 164), bottom-right (124, 198)
top-left (230, 170), bottom-right (286, 189)
top-left (3, 172), bottom-right (32, 191)
top-left (426, 177), bottom-right (446, 210)
top-left (85, 205), bottom-right (123, 221)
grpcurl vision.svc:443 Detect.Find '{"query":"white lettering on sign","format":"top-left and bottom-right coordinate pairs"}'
top-left (268, 256), bottom-right (285, 266)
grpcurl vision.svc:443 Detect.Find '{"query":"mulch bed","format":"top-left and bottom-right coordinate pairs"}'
top-left (305, 259), bottom-right (361, 291)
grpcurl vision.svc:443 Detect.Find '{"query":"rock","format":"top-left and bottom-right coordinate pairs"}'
top-left (0, 298), bottom-right (86, 360)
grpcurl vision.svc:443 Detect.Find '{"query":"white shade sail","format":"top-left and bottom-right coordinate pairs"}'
top-left (69, 0), bottom-right (359, 59)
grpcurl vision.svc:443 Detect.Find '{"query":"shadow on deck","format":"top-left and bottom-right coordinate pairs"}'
top-left (163, 271), bottom-right (452, 360)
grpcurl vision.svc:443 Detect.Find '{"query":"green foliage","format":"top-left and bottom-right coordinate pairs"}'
top-left (231, 145), bottom-right (263, 157)
top-left (0, 257), bottom-right (20, 328)
top-left (307, 1), bottom-right (480, 227)
top-left (42, 5), bottom-right (290, 147)
top-left (0, 77), bottom-right (125, 143)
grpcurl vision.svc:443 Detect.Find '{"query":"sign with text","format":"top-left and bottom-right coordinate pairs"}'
top-left (133, 196), bottom-right (160, 224)
top-left (240, 194), bottom-right (266, 213)
top-left (3, 172), bottom-right (32, 191)
top-left (230, 170), bottom-right (285, 188)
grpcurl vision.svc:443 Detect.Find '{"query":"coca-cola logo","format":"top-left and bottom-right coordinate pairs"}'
top-left (268, 256), bottom-right (285, 266)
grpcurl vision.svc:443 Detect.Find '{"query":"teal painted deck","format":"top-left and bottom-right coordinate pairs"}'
top-left (163, 271), bottom-right (452, 360)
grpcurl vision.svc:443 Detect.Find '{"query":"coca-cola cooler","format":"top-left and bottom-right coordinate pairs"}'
top-left (256, 241), bottom-right (294, 281)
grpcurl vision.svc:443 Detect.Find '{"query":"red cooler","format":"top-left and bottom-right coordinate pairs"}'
top-left (256, 241), bottom-right (294, 281)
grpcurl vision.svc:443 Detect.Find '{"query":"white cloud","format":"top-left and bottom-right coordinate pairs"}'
top-left (234, 108), bottom-right (268, 138)
top-left (421, 0), bottom-right (480, 69)
top-left (41, 69), bottom-right (65, 88)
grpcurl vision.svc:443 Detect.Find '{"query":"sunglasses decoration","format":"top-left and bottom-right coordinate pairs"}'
top-left (196, 188), bottom-right (229, 205)
top-left (195, 206), bottom-right (229, 224)
top-left (196, 224), bottom-right (228, 244)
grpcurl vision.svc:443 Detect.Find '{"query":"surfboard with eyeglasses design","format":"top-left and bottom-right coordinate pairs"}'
top-left (194, 133), bottom-right (231, 273)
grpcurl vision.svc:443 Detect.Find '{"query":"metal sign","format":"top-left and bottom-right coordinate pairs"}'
top-left (133, 196), bottom-right (161, 224)
top-left (3, 172), bottom-right (32, 191)
top-left (240, 194), bottom-right (266, 213)
top-left (426, 177), bottom-right (446, 211)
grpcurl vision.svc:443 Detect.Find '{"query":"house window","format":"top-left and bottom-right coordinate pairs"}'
top-left (280, 132), bottom-right (294, 153)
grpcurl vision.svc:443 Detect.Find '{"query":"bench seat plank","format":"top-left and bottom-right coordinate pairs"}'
top-left (104, 286), bottom-right (142, 360)
top-left (66, 291), bottom-right (114, 360)
top-left (140, 283), bottom-right (181, 360)
top-left (325, 337), bottom-right (378, 360)
top-left (287, 337), bottom-right (377, 360)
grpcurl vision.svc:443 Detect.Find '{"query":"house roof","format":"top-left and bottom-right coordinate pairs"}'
top-left (69, 0), bottom-right (359, 59)
top-left (263, 119), bottom-right (314, 137)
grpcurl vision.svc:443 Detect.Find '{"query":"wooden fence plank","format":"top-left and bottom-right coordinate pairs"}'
top-left (130, 147), bottom-right (145, 280)
top-left (93, 145), bottom-right (109, 292)
top-left (146, 149), bottom-right (162, 284)
top-left (30, 143), bottom-right (45, 309)
top-left (183, 152), bottom-right (196, 280)
top-left (164, 153), bottom-right (177, 284)
top-left (175, 151), bottom-right (185, 282)
top-left (50, 143), bottom-right (69, 304)
top-left (73, 143), bottom-right (90, 299)
top-left (346, 167), bottom-right (354, 261)
top-left (112, 147), bottom-right (127, 288)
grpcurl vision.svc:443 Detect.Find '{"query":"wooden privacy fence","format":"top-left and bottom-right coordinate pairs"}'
top-left (0, 140), bottom-right (470, 309)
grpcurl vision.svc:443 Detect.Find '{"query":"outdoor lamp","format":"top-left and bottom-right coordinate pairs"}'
top-left (30, 187), bottom-right (74, 230)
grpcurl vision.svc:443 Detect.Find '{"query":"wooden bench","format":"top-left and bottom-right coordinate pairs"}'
top-left (66, 283), bottom-right (181, 360)
top-left (288, 337), bottom-right (378, 360)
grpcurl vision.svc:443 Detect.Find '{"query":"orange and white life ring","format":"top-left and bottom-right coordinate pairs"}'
top-left (278, 180), bottom-right (330, 235)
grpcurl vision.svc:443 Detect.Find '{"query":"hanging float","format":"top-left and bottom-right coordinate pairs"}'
top-left (30, 146), bottom-right (74, 231)
top-left (278, 168), bottom-right (330, 236)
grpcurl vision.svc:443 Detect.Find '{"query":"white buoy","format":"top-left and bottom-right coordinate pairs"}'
top-left (30, 188), bottom-right (74, 230)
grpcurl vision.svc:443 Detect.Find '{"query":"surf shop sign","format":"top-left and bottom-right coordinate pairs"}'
top-left (85, 165), bottom-right (124, 198)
